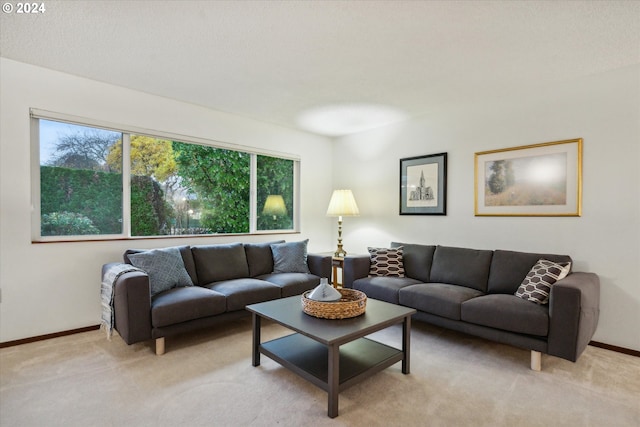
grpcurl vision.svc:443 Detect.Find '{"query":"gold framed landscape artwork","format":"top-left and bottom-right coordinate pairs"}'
top-left (474, 138), bottom-right (582, 216)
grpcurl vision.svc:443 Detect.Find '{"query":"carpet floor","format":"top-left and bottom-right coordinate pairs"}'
top-left (1, 317), bottom-right (638, 426)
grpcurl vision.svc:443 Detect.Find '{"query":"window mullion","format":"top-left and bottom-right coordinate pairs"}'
top-left (122, 134), bottom-right (131, 237)
top-left (293, 160), bottom-right (300, 231)
top-left (249, 154), bottom-right (257, 233)
top-left (30, 117), bottom-right (41, 241)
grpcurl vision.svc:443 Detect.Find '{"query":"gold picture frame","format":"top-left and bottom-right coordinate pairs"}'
top-left (474, 138), bottom-right (582, 216)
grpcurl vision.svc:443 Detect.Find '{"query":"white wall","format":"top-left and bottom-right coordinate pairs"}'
top-left (0, 58), bottom-right (335, 342)
top-left (333, 65), bottom-right (640, 352)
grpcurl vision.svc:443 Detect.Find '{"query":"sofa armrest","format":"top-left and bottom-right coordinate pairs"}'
top-left (102, 263), bottom-right (153, 345)
top-left (343, 254), bottom-right (371, 288)
top-left (547, 272), bottom-right (600, 362)
top-left (307, 253), bottom-right (332, 280)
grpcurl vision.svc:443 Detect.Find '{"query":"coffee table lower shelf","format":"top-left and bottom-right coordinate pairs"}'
top-left (259, 333), bottom-right (403, 394)
top-left (248, 296), bottom-right (415, 417)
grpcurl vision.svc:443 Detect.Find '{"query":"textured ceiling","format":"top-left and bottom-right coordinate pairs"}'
top-left (1, 1), bottom-right (639, 136)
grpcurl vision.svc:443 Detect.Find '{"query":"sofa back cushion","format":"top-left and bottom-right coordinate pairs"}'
top-left (244, 240), bottom-right (285, 277)
top-left (191, 243), bottom-right (249, 284)
top-left (488, 250), bottom-right (573, 294)
top-left (124, 245), bottom-right (198, 285)
top-left (429, 245), bottom-right (493, 292)
top-left (390, 242), bottom-right (436, 283)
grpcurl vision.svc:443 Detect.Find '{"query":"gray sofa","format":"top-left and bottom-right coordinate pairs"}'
top-left (102, 241), bottom-right (331, 354)
top-left (343, 243), bottom-right (600, 370)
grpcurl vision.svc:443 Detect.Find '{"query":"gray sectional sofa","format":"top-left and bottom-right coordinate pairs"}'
top-left (343, 243), bottom-right (600, 370)
top-left (102, 241), bottom-right (331, 354)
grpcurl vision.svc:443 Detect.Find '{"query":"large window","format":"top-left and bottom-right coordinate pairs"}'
top-left (32, 112), bottom-right (299, 241)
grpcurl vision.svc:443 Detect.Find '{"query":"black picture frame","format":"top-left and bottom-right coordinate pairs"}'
top-left (400, 152), bottom-right (447, 215)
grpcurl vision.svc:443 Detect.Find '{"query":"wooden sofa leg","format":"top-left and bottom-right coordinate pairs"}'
top-left (531, 350), bottom-right (541, 371)
top-left (156, 337), bottom-right (165, 355)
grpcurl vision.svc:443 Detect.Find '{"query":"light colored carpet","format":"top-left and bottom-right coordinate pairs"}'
top-left (1, 317), bottom-right (639, 427)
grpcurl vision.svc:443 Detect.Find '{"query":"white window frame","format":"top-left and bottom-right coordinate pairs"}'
top-left (30, 109), bottom-right (300, 242)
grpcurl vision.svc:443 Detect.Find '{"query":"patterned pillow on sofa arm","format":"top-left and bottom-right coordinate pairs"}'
top-left (514, 259), bottom-right (571, 304)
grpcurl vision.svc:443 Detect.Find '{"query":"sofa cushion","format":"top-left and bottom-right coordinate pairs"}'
top-left (391, 242), bottom-right (436, 282)
top-left (461, 294), bottom-right (550, 336)
top-left (271, 240), bottom-right (311, 273)
top-left (515, 259), bottom-right (572, 304)
top-left (399, 283), bottom-right (484, 320)
top-left (244, 240), bottom-right (285, 277)
top-left (429, 246), bottom-right (493, 292)
top-left (192, 243), bottom-right (250, 284)
top-left (368, 247), bottom-right (405, 277)
top-left (353, 276), bottom-right (422, 304)
top-left (205, 278), bottom-right (281, 311)
top-left (259, 273), bottom-right (320, 297)
top-left (125, 245), bottom-right (198, 285)
top-left (487, 250), bottom-right (573, 294)
top-left (128, 247), bottom-right (194, 296)
top-left (151, 286), bottom-right (226, 328)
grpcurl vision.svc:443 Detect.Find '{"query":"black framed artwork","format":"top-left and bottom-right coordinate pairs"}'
top-left (400, 152), bottom-right (447, 215)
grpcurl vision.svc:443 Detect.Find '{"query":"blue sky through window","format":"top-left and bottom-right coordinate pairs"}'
top-left (39, 119), bottom-right (120, 165)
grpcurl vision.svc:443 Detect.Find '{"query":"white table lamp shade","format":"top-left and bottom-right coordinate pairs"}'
top-left (326, 190), bottom-right (360, 217)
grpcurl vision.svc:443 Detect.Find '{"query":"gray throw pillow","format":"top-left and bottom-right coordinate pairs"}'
top-left (128, 247), bottom-right (194, 296)
top-left (271, 240), bottom-right (311, 274)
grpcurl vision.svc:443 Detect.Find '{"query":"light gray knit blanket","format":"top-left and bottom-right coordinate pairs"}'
top-left (100, 264), bottom-right (143, 340)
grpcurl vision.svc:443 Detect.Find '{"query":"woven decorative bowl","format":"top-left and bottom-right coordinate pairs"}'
top-left (301, 288), bottom-right (367, 319)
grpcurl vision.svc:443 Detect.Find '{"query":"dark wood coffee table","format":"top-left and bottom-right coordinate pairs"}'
top-left (246, 296), bottom-right (416, 418)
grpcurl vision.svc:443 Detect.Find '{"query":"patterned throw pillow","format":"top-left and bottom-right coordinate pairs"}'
top-left (368, 247), bottom-right (405, 277)
top-left (271, 240), bottom-right (311, 274)
top-left (128, 247), bottom-right (194, 296)
top-left (515, 259), bottom-right (571, 304)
